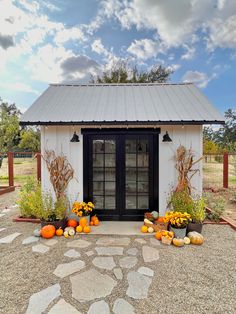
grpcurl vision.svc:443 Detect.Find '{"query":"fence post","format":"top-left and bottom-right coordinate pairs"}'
top-left (223, 153), bottom-right (229, 188)
top-left (37, 152), bottom-right (41, 181)
top-left (7, 152), bottom-right (14, 187)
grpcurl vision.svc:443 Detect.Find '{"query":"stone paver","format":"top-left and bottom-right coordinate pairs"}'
top-left (67, 239), bottom-right (91, 248)
top-left (142, 246), bottom-right (159, 263)
top-left (137, 266), bottom-right (154, 277)
top-left (126, 271), bottom-right (152, 299)
top-left (127, 248), bottom-right (138, 256)
top-left (26, 283), bottom-right (61, 314)
top-left (113, 268), bottom-right (123, 280)
top-left (142, 245), bottom-right (159, 263)
top-left (119, 256), bottom-right (138, 269)
top-left (95, 247), bottom-right (124, 256)
top-left (32, 244), bottom-right (50, 254)
top-left (2, 208), bottom-right (11, 213)
top-left (86, 250), bottom-right (94, 256)
top-left (22, 236), bottom-right (39, 245)
top-left (0, 232), bottom-right (21, 244)
top-left (0, 228), bottom-right (6, 233)
top-left (53, 260), bottom-right (85, 278)
top-left (96, 237), bottom-right (130, 246)
top-left (64, 249), bottom-right (81, 259)
top-left (0, 213), bottom-right (5, 218)
top-left (113, 298), bottom-right (135, 314)
top-left (92, 256), bottom-right (116, 270)
top-left (150, 238), bottom-right (160, 246)
top-left (48, 298), bottom-right (81, 314)
top-left (71, 269), bottom-right (117, 302)
top-left (88, 300), bottom-right (110, 314)
top-left (43, 238), bottom-right (58, 246)
top-left (134, 238), bottom-right (146, 244)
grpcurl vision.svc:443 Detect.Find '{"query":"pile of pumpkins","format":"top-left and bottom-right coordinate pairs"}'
top-left (154, 229), bottom-right (204, 247)
top-left (34, 216), bottom-right (100, 239)
top-left (141, 210), bottom-right (165, 234)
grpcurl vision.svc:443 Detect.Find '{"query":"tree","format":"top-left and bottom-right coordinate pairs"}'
top-left (203, 139), bottom-right (220, 154)
top-left (0, 99), bottom-right (21, 152)
top-left (90, 61), bottom-right (172, 84)
top-left (19, 128), bottom-right (40, 152)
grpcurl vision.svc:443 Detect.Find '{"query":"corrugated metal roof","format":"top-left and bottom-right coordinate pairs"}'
top-left (21, 83), bottom-right (224, 125)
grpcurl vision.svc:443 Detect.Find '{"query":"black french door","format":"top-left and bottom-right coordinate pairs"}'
top-left (83, 129), bottom-right (159, 221)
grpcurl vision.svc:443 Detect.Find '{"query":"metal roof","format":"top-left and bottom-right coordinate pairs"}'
top-left (21, 83), bottom-right (224, 125)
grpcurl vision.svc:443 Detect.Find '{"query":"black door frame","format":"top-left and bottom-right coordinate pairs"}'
top-left (82, 128), bottom-right (160, 221)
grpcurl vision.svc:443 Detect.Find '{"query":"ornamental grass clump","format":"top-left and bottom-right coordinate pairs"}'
top-left (72, 201), bottom-right (94, 217)
top-left (164, 211), bottom-right (192, 229)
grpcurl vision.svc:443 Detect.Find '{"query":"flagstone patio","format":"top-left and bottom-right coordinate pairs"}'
top-left (0, 204), bottom-right (236, 314)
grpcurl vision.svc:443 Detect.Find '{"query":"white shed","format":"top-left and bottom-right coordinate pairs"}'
top-left (21, 83), bottom-right (224, 220)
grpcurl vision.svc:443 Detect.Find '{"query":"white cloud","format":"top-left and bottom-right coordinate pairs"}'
top-left (91, 38), bottom-right (110, 56)
top-left (0, 82), bottom-right (39, 94)
top-left (181, 44), bottom-right (195, 60)
top-left (182, 70), bottom-right (217, 88)
top-left (127, 39), bottom-right (161, 60)
top-left (54, 26), bottom-right (85, 45)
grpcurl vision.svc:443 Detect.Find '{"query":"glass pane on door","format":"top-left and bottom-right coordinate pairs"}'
top-left (125, 137), bottom-right (149, 210)
top-left (92, 139), bottom-right (116, 210)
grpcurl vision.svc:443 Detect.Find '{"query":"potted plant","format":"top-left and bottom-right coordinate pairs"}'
top-left (169, 188), bottom-right (194, 214)
top-left (164, 211), bottom-right (192, 238)
top-left (187, 197), bottom-right (206, 233)
top-left (40, 193), bottom-right (68, 229)
top-left (71, 201), bottom-right (94, 223)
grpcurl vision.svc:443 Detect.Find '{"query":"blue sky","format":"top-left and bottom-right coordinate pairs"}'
top-left (0, 0), bottom-right (236, 114)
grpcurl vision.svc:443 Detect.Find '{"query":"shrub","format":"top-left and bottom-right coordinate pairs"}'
top-left (169, 189), bottom-right (194, 214)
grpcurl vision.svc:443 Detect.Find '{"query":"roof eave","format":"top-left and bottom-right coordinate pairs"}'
top-left (20, 120), bottom-right (225, 126)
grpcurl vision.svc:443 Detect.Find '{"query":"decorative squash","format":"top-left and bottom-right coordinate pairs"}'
top-left (64, 227), bottom-right (75, 236)
top-left (184, 237), bottom-right (191, 245)
top-left (144, 218), bottom-right (153, 225)
top-left (148, 227), bottom-right (154, 233)
top-left (91, 215), bottom-right (98, 222)
top-left (33, 229), bottom-right (41, 237)
top-left (56, 228), bottom-right (63, 236)
top-left (67, 219), bottom-right (77, 228)
top-left (94, 219), bottom-right (100, 226)
top-left (151, 211), bottom-right (159, 219)
top-left (157, 217), bottom-right (164, 223)
top-left (83, 225), bottom-right (91, 233)
top-left (41, 225), bottom-right (56, 239)
top-left (141, 225), bottom-right (148, 233)
top-left (155, 231), bottom-right (162, 240)
top-left (187, 232), bottom-right (204, 245)
top-left (64, 231), bottom-right (69, 238)
top-left (173, 238), bottom-right (185, 247)
top-left (79, 217), bottom-right (88, 227)
top-left (76, 225), bottom-right (83, 233)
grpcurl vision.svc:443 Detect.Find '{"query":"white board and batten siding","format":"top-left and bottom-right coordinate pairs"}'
top-left (41, 125), bottom-right (202, 217)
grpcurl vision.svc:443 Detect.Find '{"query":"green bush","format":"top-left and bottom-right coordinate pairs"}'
top-left (169, 189), bottom-right (194, 214)
top-left (207, 196), bottom-right (225, 222)
top-left (189, 197), bottom-right (206, 223)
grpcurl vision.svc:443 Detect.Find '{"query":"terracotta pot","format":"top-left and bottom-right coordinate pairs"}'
top-left (187, 222), bottom-right (203, 234)
top-left (41, 218), bottom-right (67, 229)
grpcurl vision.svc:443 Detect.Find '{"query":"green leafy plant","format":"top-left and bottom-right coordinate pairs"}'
top-left (207, 196), bottom-right (225, 222)
top-left (190, 197), bottom-right (206, 223)
top-left (40, 194), bottom-right (68, 222)
top-left (168, 188), bottom-right (194, 214)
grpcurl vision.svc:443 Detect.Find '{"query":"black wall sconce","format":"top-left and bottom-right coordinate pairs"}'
top-left (70, 131), bottom-right (80, 142)
top-left (162, 131), bottom-right (172, 142)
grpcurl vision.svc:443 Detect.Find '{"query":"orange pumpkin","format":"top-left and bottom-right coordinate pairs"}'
top-left (41, 225), bottom-right (56, 239)
top-left (79, 217), bottom-right (88, 227)
top-left (91, 215), bottom-right (98, 222)
top-left (76, 225), bottom-right (83, 233)
top-left (94, 219), bottom-right (100, 226)
top-left (83, 225), bottom-right (91, 233)
top-left (155, 230), bottom-right (162, 240)
top-left (67, 219), bottom-right (77, 228)
top-left (157, 217), bottom-right (164, 223)
top-left (90, 221), bottom-right (94, 226)
top-left (55, 228), bottom-right (63, 236)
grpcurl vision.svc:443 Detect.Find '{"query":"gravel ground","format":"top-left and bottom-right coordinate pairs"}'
top-left (0, 198), bottom-right (236, 314)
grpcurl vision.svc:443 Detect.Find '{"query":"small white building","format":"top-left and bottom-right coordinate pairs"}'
top-left (21, 83), bottom-right (223, 220)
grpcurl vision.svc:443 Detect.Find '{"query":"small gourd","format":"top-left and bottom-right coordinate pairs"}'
top-left (187, 232), bottom-right (204, 245)
top-left (33, 229), bottom-right (41, 237)
top-left (151, 211), bottom-right (159, 219)
top-left (144, 218), bottom-right (153, 225)
top-left (172, 238), bottom-right (185, 247)
top-left (147, 227), bottom-right (154, 233)
top-left (184, 237), bottom-right (191, 245)
top-left (64, 227), bottom-right (75, 236)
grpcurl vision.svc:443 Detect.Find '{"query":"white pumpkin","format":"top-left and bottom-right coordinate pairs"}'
top-left (33, 229), bottom-right (41, 237)
top-left (148, 227), bottom-right (154, 233)
top-left (64, 227), bottom-right (75, 236)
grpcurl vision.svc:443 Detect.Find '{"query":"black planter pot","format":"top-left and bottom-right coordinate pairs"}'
top-left (41, 218), bottom-right (67, 230)
top-left (187, 222), bottom-right (203, 234)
